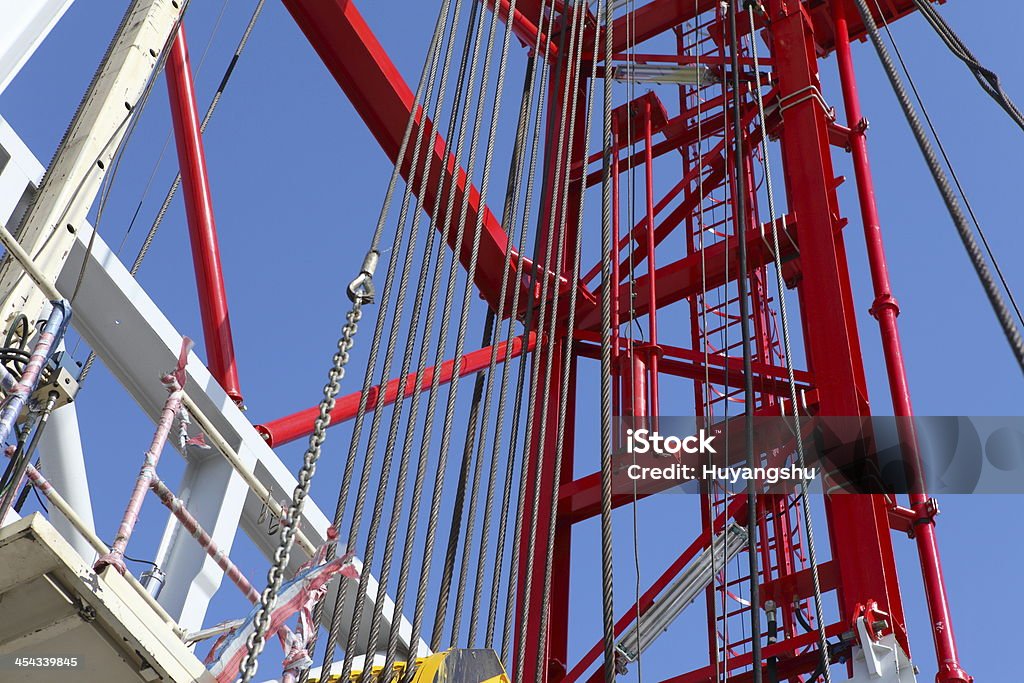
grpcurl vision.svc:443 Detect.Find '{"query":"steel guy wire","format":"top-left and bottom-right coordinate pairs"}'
top-left (394, 2), bottom-right (496, 660)
top-left (510, 6), bottom-right (589, 681)
top-left (875, 0), bottom-right (1024, 331)
top-left (370, 1), bottom-right (501, 679)
top-left (417, 0), bottom-right (522, 654)
top-left (310, 0), bottom-right (460, 677)
top-left (377, 15), bottom-right (501, 682)
top-left (487, 5), bottom-right (559, 657)
top-left (598, 0), bottom-right (617, 678)
top-left (911, 0), bottom-right (1024, 133)
top-left (747, 6), bottom-right (831, 680)
top-left (338, 4), bottom-right (494, 677)
top-left (79, 0), bottom-right (266, 385)
top-left (851, 0), bottom-right (1024, 374)
top-left (534, 3), bottom-right (607, 680)
top-left (448, 312), bottom-right (498, 646)
top-left (362, 7), bottom-right (501, 667)
top-left (470, 51), bottom-right (543, 649)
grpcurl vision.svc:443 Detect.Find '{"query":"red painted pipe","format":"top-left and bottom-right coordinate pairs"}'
top-left (257, 333), bottom-right (535, 447)
top-left (611, 120), bottom-right (621, 424)
top-left (166, 27), bottom-right (243, 405)
top-left (150, 475), bottom-right (259, 603)
top-left (833, 2), bottom-right (969, 681)
top-left (643, 98), bottom-right (661, 416)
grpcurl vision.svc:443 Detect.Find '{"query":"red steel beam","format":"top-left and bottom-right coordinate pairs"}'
top-left (280, 0), bottom-right (520, 311)
top-left (256, 333), bottom-right (534, 447)
top-left (166, 27), bottom-right (243, 404)
top-left (487, 0), bottom-right (557, 61)
top-left (563, 494), bottom-right (749, 683)
top-left (574, 333), bottom-right (815, 398)
top-left (608, 1), bottom-right (719, 54)
top-left (602, 0), bottom-right (937, 56)
top-left (769, 0), bottom-right (907, 654)
top-left (578, 215), bottom-right (799, 331)
top-left (832, 1), bottom-right (967, 679)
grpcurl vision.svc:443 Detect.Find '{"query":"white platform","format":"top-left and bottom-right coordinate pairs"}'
top-left (0, 513), bottom-right (216, 682)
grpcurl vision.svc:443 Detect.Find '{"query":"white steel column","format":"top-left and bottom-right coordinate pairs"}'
top-left (0, 0), bottom-right (75, 95)
top-left (37, 394), bottom-right (98, 564)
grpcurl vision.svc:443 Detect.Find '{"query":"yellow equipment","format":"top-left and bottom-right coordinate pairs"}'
top-left (313, 649), bottom-right (510, 683)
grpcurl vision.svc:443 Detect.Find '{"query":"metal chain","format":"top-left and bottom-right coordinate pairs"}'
top-left (310, 3), bottom-right (461, 678)
top-left (239, 281), bottom-right (370, 682)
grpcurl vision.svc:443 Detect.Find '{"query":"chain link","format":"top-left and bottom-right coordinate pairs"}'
top-left (239, 260), bottom-right (374, 682)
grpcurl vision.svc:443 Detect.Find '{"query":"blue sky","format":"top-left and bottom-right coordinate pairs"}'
top-left (1, 1), bottom-right (1020, 681)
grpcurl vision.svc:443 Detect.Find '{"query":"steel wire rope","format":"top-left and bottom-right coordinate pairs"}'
top-left (597, 0), bottom-right (618, 678)
top-left (450, 36), bottom-right (569, 643)
top-left (310, 1), bottom-right (467, 678)
top-left (486, 6), bottom-right (573, 671)
top-left (622, 4), bottom-right (646, 681)
top-left (498, 10), bottom-right (572, 667)
top-left (715, 5), bottom-right (732, 679)
top-left (78, 0), bottom-right (265, 385)
top-left (482, 4), bottom-right (560, 658)
top-left (470, 47), bottom-right (548, 649)
top-left (509, 5), bottom-right (589, 682)
top-left (868, 0), bottom-right (1024, 333)
top-left (910, 0), bottom-right (1024, 133)
top-left (417, 0), bottom-right (529, 654)
top-left (849, 0), bottom-right (1024, 374)
top-left (746, 5), bottom-right (831, 680)
top-left (368, 22), bottom-right (503, 683)
top-left (447, 312), bottom-right (497, 646)
top-left (432, 1), bottom-right (496, 639)
top-left (239, 0), bottom-right (456, 656)
top-left (375, 8), bottom-right (502, 676)
top-left (358, 0), bottom-right (520, 679)
top-left (359, 8), bottom-right (528, 668)
top-left (335, 4), bottom-right (494, 678)
top-left (533, 4), bottom-right (608, 681)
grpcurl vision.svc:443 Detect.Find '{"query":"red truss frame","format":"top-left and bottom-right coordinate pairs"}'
top-left (162, 0), bottom-right (968, 681)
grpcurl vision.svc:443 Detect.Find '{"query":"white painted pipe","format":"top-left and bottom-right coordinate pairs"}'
top-left (37, 384), bottom-right (97, 563)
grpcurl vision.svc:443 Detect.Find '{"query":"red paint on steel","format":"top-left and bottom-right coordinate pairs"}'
top-left (165, 28), bottom-right (242, 405)
top-left (833, 1), bottom-right (969, 679)
top-left (280, 0), bottom-right (526, 314)
top-left (257, 333), bottom-right (535, 447)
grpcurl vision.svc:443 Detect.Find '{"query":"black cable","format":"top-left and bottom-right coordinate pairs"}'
top-left (447, 311), bottom-right (497, 646)
top-left (911, 0), bottom-right (1024, 133)
top-left (727, 1), bottom-right (762, 679)
top-left (852, 0), bottom-right (1024, 375)
top-left (871, 0), bottom-right (1024, 332)
top-left (1, 314), bottom-right (30, 376)
top-left (597, 0), bottom-right (617, 678)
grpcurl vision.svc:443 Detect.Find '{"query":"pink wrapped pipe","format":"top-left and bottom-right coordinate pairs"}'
top-left (95, 337), bottom-right (192, 575)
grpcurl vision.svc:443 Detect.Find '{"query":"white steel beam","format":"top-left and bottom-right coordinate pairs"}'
top-left (0, 0), bottom-right (184, 331)
top-left (0, 0), bottom-right (75, 96)
top-left (0, 117), bottom-right (426, 655)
